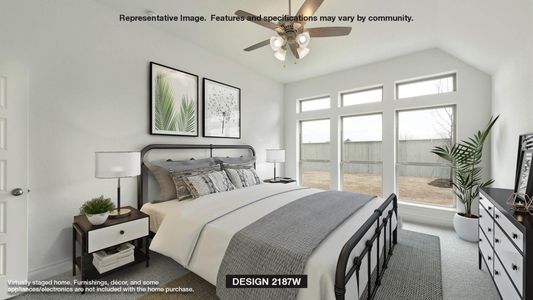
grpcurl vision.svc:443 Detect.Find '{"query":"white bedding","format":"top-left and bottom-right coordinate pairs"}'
top-left (148, 184), bottom-right (397, 300)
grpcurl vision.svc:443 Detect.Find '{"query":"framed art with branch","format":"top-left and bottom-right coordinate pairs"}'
top-left (515, 134), bottom-right (533, 200)
top-left (202, 78), bottom-right (241, 139)
top-left (150, 62), bottom-right (198, 136)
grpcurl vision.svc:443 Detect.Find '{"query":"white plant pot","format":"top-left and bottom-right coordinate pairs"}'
top-left (86, 212), bottom-right (109, 225)
top-left (453, 213), bottom-right (479, 242)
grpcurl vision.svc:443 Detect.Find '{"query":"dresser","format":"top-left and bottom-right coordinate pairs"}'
top-left (479, 188), bottom-right (533, 300)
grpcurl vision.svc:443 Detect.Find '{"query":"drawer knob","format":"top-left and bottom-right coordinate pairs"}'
top-left (494, 270), bottom-right (499, 275)
top-left (488, 206), bottom-right (492, 210)
top-left (495, 238), bottom-right (500, 243)
top-left (487, 228), bottom-right (492, 232)
top-left (479, 214), bottom-right (482, 218)
top-left (479, 238), bottom-right (482, 242)
top-left (120, 230), bottom-right (125, 235)
top-left (495, 214), bottom-right (499, 219)
top-left (488, 256), bottom-right (492, 260)
top-left (512, 233), bottom-right (518, 239)
top-left (512, 264), bottom-right (518, 271)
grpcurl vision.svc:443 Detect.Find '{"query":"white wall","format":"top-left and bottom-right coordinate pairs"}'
top-left (0, 0), bottom-right (284, 279)
top-left (490, 2), bottom-right (533, 188)
top-left (284, 48), bottom-right (492, 227)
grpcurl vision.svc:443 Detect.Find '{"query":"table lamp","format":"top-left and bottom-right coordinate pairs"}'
top-left (95, 151), bottom-right (140, 218)
top-left (266, 149), bottom-right (285, 182)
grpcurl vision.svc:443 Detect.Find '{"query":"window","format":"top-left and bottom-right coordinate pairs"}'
top-left (341, 114), bottom-right (383, 195)
top-left (299, 96), bottom-right (330, 112)
top-left (396, 106), bottom-right (455, 206)
top-left (341, 87), bottom-right (382, 107)
top-left (299, 119), bottom-right (330, 189)
top-left (396, 74), bottom-right (456, 99)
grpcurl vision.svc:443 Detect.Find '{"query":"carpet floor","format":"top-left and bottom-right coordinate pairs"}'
top-left (140, 230), bottom-right (443, 300)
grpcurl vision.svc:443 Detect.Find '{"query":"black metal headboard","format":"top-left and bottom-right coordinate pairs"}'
top-left (137, 144), bottom-right (256, 208)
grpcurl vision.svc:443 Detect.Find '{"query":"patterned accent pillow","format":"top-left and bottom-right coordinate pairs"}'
top-left (169, 166), bottom-right (221, 201)
top-left (225, 168), bottom-right (262, 188)
top-left (184, 170), bottom-right (236, 198)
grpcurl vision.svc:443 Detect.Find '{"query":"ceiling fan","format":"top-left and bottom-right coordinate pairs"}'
top-left (236, 0), bottom-right (352, 61)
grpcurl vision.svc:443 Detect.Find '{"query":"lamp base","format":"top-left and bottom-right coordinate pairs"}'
top-left (109, 207), bottom-right (132, 218)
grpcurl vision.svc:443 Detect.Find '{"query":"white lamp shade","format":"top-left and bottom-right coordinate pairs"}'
top-left (296, 32), bottom-right (310, 48)
top-left (95, 151), bottom-right (141, 178)
top-left (266, 149), bottom-right (285, 163)
top-left (297, 46), bottom-right (310, 59)
top-left (270, 36), bottom-right (285, 51)
top-left (274, 48), bottom-right (286, 61)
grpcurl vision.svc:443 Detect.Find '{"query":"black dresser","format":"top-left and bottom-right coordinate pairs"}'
top-left (479, 188), bottom-right (533, 300)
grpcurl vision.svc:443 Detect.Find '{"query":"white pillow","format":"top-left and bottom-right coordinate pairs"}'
top-left (225, 168), bottom-right (262, 188)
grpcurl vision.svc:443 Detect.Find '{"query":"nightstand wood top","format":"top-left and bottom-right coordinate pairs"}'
top-left (73, 206), bottom-right (148, 232)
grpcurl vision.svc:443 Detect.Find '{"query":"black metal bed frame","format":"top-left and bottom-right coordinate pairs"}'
top-left (137, 143), bottom-right (398, 300)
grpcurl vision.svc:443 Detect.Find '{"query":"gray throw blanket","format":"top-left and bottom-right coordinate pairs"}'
top-left (216, 191), bottom-right (375, 300)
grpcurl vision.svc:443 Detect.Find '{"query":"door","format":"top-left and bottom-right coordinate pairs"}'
top-left (0, 62), bottom-right (28, 299)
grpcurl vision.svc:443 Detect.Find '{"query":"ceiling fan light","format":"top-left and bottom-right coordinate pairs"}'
top-left (270, 36), bottom-right (284, 51)
top-left (297, 46), bottom-right (310, 59)
top-left (274, 48), bottom-right (286, 61)
top-left (296, 32), bottom-right (310, 47)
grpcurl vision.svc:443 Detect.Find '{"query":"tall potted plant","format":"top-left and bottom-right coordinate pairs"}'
top-left (431, 116), bottom-right (498, 242)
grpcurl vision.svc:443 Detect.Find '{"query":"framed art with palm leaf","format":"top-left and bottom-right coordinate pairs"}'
top-left (203, 78), bottom-right (241, 139)
top-left (150, 62), bottom-right (198, 136)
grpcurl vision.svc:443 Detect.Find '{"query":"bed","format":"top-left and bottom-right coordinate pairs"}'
top-left (137, 144), bottom-right (398, 300)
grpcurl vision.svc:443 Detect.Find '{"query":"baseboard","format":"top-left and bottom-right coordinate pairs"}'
top-left (399, 202), bottom-right (456, 228)
top-left (28, 258), bottom-right (71, 280)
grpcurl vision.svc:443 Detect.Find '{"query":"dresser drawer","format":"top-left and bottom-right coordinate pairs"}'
top-left (479, 205), bottom-right (493, 246)
top-left (494, 207), bottom-right (523, 252)
top-left (479, 195), bottom-right (494, 217)
top-left (494, 256), bottom-right (521, 300)
top-left (88, 217), bottom-right (149, 253)
top-left (494, 225), bottom-right (523, 296)
top-left (479, 227), bottom-right (494, 275)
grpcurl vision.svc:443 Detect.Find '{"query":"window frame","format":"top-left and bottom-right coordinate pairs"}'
top-left (395, 73), bottom-right (457, 100)
top-left (340, 85), bottom-right (383, 107)
top-left (340, 112), bottom-right (384, 195)
top-left (395, 105), bottom-right (457, 208)
top-left (298, 95), bottom-right (331, 113)
top-left (298, 118), bottom-right (331, 187)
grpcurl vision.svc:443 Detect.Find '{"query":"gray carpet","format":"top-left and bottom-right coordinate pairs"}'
top-left (361, 230), bottom-right (442, 300)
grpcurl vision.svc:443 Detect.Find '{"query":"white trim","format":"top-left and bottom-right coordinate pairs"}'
top-left (28, 258), bottom-right (71, 280)
top-left (399, 202), bottom-right (456, 228)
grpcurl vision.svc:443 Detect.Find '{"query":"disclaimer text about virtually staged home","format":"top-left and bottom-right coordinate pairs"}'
top-left (7, 279), bottom-right (193, 294)
top-left (118, 13), bottom-right (415, 24)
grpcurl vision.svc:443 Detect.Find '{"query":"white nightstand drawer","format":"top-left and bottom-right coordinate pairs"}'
top-left (494, 225), bottom-right (523, 296)
top-left (494, 256), bottom-right (521, 300)
top-left (479, 205), bottom-right (493, 246)
top-left (479, 227), bottom-right (493, 275)
top-left (88, 217), bottom-right (149, 253)
top-left (494, 207), bottom-right (523, 252)
top-left (479, 195), bottom-right (494, 217)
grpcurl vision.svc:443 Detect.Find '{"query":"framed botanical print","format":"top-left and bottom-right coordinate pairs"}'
top-left (202, 78), bottom-right (241, 139)
top-left (515, 134), bottom-right (533, 199)
top-left (150, 62), bottom-right (198, 136)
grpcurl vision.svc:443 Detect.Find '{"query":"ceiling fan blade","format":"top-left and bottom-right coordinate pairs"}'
top-left (289, 43), bottom-right (300, 59)
top-left (296, 0), bottom-right (325, 25)
top-left (235, 10), bottom-right (279, 30)
top-left (307, 27), bottom-right (352, 37)
top-left (244, 39), bottom-right (270, 52)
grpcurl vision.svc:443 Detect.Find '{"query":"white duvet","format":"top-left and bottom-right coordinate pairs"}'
top-left (149, 184), bottom-right (397, 300)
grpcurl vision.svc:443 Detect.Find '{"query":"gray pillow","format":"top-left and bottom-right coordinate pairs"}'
top-left (225, 168), bottom-right (262, 188)
top-left (214, 156), bottom-right (256, 169)
top-left (146, 158), bottom-right (219, 202)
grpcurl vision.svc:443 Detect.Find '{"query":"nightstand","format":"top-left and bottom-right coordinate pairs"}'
top-left (264, 178), bottom-right (297, 185)
top-left (72, 206), bottom-right (150, 280)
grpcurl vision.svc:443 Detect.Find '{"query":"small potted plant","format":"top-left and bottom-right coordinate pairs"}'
top-left (431, 116), bottom-right (498, 242)
top-left (80, 195), bottom-right (114, 225)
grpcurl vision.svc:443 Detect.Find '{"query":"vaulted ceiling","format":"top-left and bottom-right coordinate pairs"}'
top-left (95, 0), bottom-right (532, 83)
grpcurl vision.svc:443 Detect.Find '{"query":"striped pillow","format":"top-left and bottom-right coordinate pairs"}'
top-left (225, 168), bottom-right (262, 188)
top-left (184, 170), bottom-right (236, 198)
